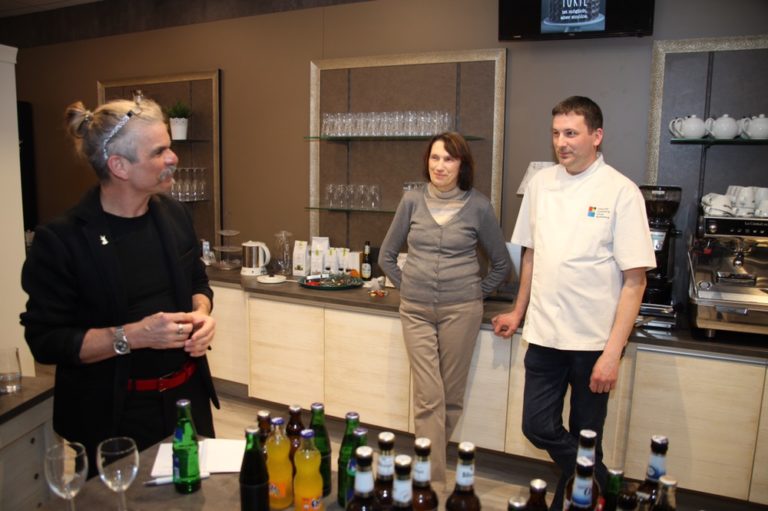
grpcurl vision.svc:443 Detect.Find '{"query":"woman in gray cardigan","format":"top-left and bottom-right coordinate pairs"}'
top-left (378, 132), bottom-right (511, 488)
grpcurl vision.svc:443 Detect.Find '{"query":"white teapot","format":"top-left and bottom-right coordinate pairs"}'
top-left (739, 114), bottom-right (768, 140)
top-left (669, 115), bottom-right (706, 139)
top-left (705, 114), bottom-right (739, 139)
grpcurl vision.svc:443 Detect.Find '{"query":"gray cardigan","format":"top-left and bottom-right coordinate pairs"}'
top-left (378, 188), bottom-right (511, 304)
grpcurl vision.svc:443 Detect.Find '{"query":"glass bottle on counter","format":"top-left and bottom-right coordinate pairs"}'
top-left (287, 404), bottom-right (305, 476)
top-left (338, 411), bottom-right (361, 507)
top-left (636, 435), bottom-right (669, 507)
top-left (347, 446), bottom-right (376, 511)
top-left (411, 437), bottom-right (438, 511)
top-left (650, 476), bottom-right (677, 511)
top-left (266, 417), bottom-right (294, 509)
top-left (525, 478), bottom-right (548, 511)
top-left (617, 489), bottom-right (639, 511)
top-left (240, 425), bottom-right (270, 511)
top-left (361, 242), bottom-right (372, 281)
top-left (374, 431), bottom-right (396, 511)
top-left (345, 427), bottom-right (370, 505)
top-left (445, 441), bottom-right (481, 511)
top-left (564, 456), bottom-right (599, 510)
top-left (392, 455), bottom-right (413, 511)
top-left (257, 409), bottom-right (272, 458)
top-left (309, 402), bottom-right (332, 497)
top-left (173, 399), bottom-right (201, 494)
top-left (293, 429), bottom-right (324, 511)
top-left (603, 469), bottom-right (624, 511)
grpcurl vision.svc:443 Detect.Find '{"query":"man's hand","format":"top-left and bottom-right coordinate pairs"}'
top-left (589, 349), bottom-right (622, 393)
top-left (492, 311), bottom-right (522, 338)
top-left (183, 311), bottom-right (216, 357)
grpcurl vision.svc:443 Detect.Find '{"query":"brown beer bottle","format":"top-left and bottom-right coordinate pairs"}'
top-left (506, 497), bottom-right (527, 510)
top-left (256, 409), bottom-right (272, 458)
top-left (650, 476), bottom-right (677, 511)
top-left (617, 489), bottom-right (639, 511)
top-left (564, 456), bottom-right (599, 510)
top-left (373, 432), bottom-right (396, 511)
top-left (411, 438), bottom-right (438, 511)
top-left (392, 455), bottom-right (413, 511)
top-left (445, 442), bottom-right (481, 511)
top-left (636, 435), bottom-right (669, 507)
top-left (347, 446), bottom-right (376, 511)
top-left (286, 404), bottom-right (305, 476)
top-left (525, 478), bottom-right (548, 511)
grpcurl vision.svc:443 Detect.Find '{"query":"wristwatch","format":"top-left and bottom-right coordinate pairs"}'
top-left (113, 326), bottom-right (131, 355)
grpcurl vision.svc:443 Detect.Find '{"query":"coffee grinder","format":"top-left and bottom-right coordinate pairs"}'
top-left (638, 185), bottom-right (682, 328)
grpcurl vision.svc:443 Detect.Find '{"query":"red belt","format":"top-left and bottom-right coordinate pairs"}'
top-left (126, 360), bottom-right (197, 392)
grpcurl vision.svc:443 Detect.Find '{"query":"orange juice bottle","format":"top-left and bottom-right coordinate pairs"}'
top-left (293, 429), bottom-right (324, 511)
top-left (266, 417), bottom-right (294, 509)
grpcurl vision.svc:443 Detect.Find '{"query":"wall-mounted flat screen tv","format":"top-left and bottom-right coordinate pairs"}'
top-left (499, 0), bottom-right (655, 41)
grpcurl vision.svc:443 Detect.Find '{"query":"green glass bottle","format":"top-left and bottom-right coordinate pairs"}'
top-left (603, 468), bottom-right (624, 511)
top-left (337, 411), bottom-right (361, 507)
top-left (310, 402), bottom-right (332, 497)
top-left (173, 399), bottom-right (201, 494)
top-left (345, 427), bottom-right (369, 506)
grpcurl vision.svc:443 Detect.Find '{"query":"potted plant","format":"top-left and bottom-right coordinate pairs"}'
top-left (166, 100), bottom-right (191, 140)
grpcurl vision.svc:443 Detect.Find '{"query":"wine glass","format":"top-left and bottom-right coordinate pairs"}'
top-left (44, 441), bottom-right (88, 511)
top-left (97, 437), bottom-right (139, 511)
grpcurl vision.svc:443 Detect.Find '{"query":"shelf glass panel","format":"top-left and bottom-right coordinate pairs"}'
top-left (670, 138), bottom-right (768, 145)
top-left (306, 206), bottom-right (397, 214)
top-left (305, 135), bottom-right (483, 141)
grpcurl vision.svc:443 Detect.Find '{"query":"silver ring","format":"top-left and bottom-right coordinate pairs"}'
top-left (177, 323), bottom-right (184, 336)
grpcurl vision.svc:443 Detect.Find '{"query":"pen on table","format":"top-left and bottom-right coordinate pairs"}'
top-left (144, 472), bottom-right (211, 486)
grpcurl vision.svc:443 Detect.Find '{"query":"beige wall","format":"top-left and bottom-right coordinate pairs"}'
top-left (14, 0), bottom-right (768, 249)
top-left (0, 44), bottom-right (32, 374)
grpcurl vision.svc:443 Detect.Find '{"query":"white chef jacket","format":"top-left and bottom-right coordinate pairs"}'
top-left (512, 155), bottom-right (656, 351)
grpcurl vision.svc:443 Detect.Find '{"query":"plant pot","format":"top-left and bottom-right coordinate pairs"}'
top-left (170, 117), bottom-right (188, 140)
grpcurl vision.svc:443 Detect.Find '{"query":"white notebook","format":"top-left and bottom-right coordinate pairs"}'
top-left (150, 438), bottom-right (245, 477)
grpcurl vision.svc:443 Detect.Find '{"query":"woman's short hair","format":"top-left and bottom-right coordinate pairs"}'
top-left (422, 131), bottom-right (475, 191)
top-left (64, 98), bottom-right (165, 181)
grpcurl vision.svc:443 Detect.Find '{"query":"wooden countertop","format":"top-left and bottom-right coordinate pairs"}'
top-left (207, 267), bottom-right (768, 362)
top-left (0, 373), bottom-right (54, 426)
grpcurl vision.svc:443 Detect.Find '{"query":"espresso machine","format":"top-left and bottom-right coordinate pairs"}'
top-left (637, 185), bottom-right (682, 329)
top-left (688, 216), bottom-right (768, 337)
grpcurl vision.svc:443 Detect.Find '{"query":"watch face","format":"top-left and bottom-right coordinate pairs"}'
top-left (114, 338), bottom-right (130, 354)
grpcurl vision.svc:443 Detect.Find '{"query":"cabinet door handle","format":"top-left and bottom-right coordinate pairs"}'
top-left (715, 305), bottom-right (749, 316)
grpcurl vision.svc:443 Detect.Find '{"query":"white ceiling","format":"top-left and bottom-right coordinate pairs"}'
top-left (0, 0), bottom-right (100, 18)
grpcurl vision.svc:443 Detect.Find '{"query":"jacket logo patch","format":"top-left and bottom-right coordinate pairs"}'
top-left (100, 235), bottom-right (109, 245)
top-left (587, 207), bottom-right (611, 219)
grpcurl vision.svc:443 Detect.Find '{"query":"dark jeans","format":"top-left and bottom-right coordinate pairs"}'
top-left (522, 344), bottom-right (610, 511)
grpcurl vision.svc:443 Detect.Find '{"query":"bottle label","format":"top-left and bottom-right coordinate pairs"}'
top-left (455, 463), bottom-right (474, 487)
top-left (413, 460), bottom-right (430, 483)
top-left (571, 476), bottom-right (593, 507)
top-left (378, 454), bottom-right (395, 476)
top-left (355, 472), bottom-right (375, 493)
top-left (269, 481), bottom-right (289, 499)
top-left (646, 453), bottom-right (666, 482)
top-left (362, 263), bottom-right (372, 279)
top-left (393, 479), bottom-right (412, 505)
top-left (298, 496), bottom-right (323, 510)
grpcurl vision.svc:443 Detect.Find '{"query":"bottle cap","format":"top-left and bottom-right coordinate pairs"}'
top-left (394, 455), bottom-right (412, 475)
top-left (651, 435), bottom-right (669, 454)
top-left (289, 404), bottom-right (302, 413)
top-left (530, 478), bottom-right (547, 492)
top-left (575, 456), bottom-right (595, 477)
top-left (345, 411), bottom-right (360, 421)
top-left (353, 427), bottom-right (368, 438)
top-left (256, 409), bottom-right (271, 420)
top-left (378, 431), bottom-right (395, 449)
top-left (579, 429), bottom-right (597, 447)
top-left (176, 398), bottom-right (191, 408)
top-left (355, 446), bottom-right (374, 467)
top-left (457, 441), bottom-right (475, 460)
top-left (300, 429), bottom-right (315, 439)
top-left (414, 437), bottom-right (432, 455)
top-left (310, 402), bottom-right (325, 411)
top-left (245, 425), bottom-right (259, 435)
top-left (659, 475), bottom-right (677, 487)
top-left (507, 496), bottom-right (527, 510)
top-left (271, 416), bottom-right (285, 426)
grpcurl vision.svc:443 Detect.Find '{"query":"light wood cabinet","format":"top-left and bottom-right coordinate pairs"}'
top-left (625, 346), bottom-right (765, 500)
top-left (208, 284), bottom-right (250, 385)
top-left (324, 309), bottom-right (410, 430)
top-left (0, 397), bottom-right (53, 510)
top-left (448, 329), bottom-right (511, 452)
top-left (751, 370), bottom-right (768, 504)
top-left (504, 338), bottom-right (635, 467)
top-left (248, 297), bottom-right (324, 406)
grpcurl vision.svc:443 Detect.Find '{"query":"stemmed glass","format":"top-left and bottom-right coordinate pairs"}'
top-left (97, 437), bottom-right (139, 511)
top-left (44, 441), bottom-right (88, 511)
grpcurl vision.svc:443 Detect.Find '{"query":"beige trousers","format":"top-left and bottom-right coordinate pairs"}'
top-left (399, 297), bottom-right (483, 485)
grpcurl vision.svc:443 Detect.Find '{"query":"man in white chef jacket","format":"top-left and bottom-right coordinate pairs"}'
top-left (492, 96), bottom-right (656, 510)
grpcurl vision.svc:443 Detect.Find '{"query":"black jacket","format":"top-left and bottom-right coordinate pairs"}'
top-left (20, 187), bottom-right (219, 450)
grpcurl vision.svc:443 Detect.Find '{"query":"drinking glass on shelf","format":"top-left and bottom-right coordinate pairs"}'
top-left (97, 436), bottom-right (139, 511)
top-left (369, 184), bottom-right (381, 210)
top-left (45, 441), bottom-right (88, 511)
